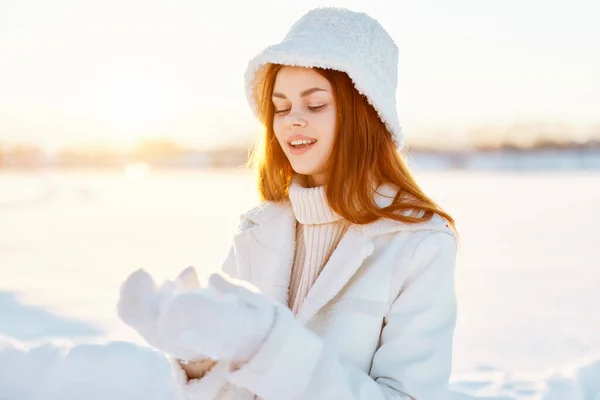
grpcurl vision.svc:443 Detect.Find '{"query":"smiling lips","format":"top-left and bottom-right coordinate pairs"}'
top-left (287, 136), bottom-right (317, 155)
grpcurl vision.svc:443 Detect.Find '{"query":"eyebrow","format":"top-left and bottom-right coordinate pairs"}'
top-left (272, 87), bottom-right (328, 99)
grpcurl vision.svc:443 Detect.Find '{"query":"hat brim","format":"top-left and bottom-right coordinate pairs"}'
top-left (244, 40), bottom-right (404, 148)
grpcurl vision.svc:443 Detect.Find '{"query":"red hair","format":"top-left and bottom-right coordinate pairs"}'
top-left (248, 63), bottom-right (455, 231)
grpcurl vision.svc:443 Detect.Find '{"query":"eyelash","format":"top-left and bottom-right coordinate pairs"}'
top-left (274, 104), bottom-right (326, 115)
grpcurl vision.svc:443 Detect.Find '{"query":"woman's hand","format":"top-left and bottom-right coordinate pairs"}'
top-left (116, 265), bottom-right (200, 350)
top-left (178, 358), bottom-right (218, 380)
top-left (156, 273), bottom-right (278, 364)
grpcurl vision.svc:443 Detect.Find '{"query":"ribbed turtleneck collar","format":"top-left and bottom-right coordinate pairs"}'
top-left (288, 175), bottom-right (342, 225)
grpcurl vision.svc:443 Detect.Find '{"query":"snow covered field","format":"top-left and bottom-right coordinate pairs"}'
top-left (1, 168), bottom-right (599, 399)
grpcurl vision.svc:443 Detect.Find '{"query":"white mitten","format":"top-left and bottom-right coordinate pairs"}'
top-left (116, 266), bottom-right (201, 350)
top-left (156, 273), bottom-right (277, 364)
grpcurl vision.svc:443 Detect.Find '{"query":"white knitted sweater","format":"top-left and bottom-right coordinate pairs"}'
top-left (287, 176), bottom-right (350, 315)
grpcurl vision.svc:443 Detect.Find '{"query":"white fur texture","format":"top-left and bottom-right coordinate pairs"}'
top-left (157, 273), bottom-right (276, 364)
top-left (244, 7), bottom-right (404, 148)
top-left (116, 266), bottom-right (202, 351)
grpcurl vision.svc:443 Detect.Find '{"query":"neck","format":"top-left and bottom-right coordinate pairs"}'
top-left (307, 173), bottom-right (325, 188)
top-left (288, 175), bottom-right (341, 224)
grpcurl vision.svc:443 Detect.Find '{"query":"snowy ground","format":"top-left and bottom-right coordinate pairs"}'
top-left (1, 168), bottom-right (599, 399)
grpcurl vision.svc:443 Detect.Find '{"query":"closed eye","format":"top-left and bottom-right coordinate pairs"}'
top-left (308, 104), bottom-right (327, 112)
top-left (274, 104), bottom-right (327, 115)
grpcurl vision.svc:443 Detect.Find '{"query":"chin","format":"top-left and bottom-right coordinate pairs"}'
top-left (286, 156), bottom-right (327, 177)
top-left (290, 164), bottom-right (317, 176)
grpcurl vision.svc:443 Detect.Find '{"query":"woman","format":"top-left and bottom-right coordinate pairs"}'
top-left (118, 6), bottom-right (458, 400)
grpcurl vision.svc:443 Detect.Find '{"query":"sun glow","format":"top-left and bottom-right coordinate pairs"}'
top-left (124, 162), bottom-right (152, 180)
top-left (93, 69), bottom-right (176, 143)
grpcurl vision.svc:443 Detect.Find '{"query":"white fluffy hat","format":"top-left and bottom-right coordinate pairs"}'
top-left (244, 7), bottom-right (404, 148)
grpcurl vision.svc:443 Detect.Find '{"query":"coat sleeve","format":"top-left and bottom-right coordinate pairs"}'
top-left (225, 230), bottom-right (458, 400)
top-left (168, 245), bottom-right (256, 400)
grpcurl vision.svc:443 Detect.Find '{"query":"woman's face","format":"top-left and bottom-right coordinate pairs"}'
top-left (272, 66), bottom-right (338, 186)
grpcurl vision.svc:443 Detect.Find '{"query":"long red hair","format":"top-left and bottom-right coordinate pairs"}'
top-left (248, 63), bottom-right (455, 231)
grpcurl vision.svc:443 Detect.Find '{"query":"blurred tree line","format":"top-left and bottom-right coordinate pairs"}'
top-left (0, 134), bottom-right (599, 170)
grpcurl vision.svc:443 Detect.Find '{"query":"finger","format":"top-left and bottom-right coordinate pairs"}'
top-left (208, 274), bottom-right (263, 305)
top-left (207, 273), bottom-right (236, 294)
top-left (117, 269), bottom-right (158, 325)
top-left (120, 269), bottom-right (157, 300)
top-left (207, 274), bottom-right (255, 298)
top-left (174, 266), bottom-right (200, 290)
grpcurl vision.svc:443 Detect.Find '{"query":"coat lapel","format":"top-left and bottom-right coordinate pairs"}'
top-left (293, 213), bottom-right (453, 324)
top-left (294, 225), bottom-right (374, 325)
top-left (231, 201), bottom-right (296, 306)
top-left (231, 196), bottom-right (453, 325)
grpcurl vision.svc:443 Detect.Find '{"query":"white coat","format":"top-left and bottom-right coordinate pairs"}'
top-left (169, 186), bottom-right (458, 400)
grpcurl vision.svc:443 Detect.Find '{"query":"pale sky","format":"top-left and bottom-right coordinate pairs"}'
top-left (0, 0), bottom-right (598, 150)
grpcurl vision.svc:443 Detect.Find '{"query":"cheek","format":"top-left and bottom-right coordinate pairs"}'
top-left (314, 110), bottom-right (337, 144)
top-left (272, 119), bottom-right (286, 144)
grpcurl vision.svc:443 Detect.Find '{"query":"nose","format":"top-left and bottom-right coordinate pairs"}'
top-left (283, 111), bottom-right (307, 128)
